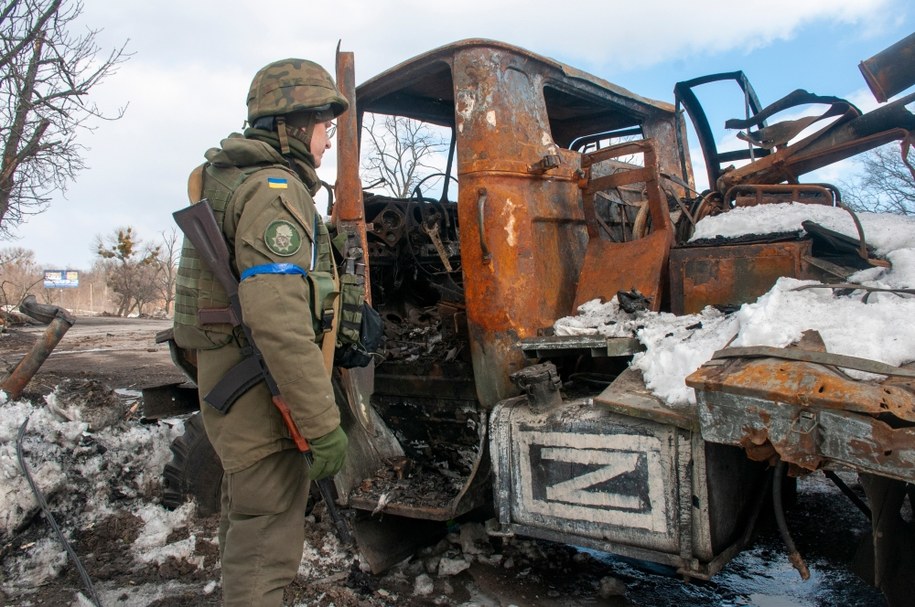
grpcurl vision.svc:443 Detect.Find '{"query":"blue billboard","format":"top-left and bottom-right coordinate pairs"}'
top-left (43, 269), bottom-right (79, 289)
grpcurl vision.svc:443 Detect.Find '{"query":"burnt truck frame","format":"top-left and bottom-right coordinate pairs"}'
top-left (150, 36), bottom-right (915, 603)
top-left (332, 40), bottom-right (735, 574)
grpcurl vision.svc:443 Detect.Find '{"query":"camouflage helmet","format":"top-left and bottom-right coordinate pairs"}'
top-left (246, 58), bottom-right (349, 124)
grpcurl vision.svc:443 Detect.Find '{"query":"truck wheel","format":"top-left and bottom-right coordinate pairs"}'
top-left (162, 413), bottom-right (223, 516)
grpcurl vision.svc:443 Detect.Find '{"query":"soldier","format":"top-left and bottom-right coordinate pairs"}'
top-left (172, 59), bottom-right (349, 605)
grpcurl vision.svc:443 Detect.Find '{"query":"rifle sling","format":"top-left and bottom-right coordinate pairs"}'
top-left (320, 258), bottom-right (341, 374)
top-left (198, 307), bottom-right (239, 326)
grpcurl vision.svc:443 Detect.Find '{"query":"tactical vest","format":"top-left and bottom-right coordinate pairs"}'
top-left (172, 160), bottom-right (335, 351)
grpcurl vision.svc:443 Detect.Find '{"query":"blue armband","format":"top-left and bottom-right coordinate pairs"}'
top-left (239, 263), bottom-right (308, 281)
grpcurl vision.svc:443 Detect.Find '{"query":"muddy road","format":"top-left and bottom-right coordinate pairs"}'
top-left (0, 316), bottom-right (887, 606)
top-left (0, 316), bottom-right (186, 395)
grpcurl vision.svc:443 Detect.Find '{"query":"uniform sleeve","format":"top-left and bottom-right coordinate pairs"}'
top-left (231, 169), bottom-right (340, 440)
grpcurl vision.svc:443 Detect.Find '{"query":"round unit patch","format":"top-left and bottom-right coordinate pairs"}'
top-left (264, 220), bottom-right (302, 256)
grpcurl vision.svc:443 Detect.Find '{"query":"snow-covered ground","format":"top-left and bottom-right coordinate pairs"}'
top-left (555, 202), bottom-right (915, 405)
top-left (0, 389), bottom-right (204, 602)
top-left (0, 383), bottom-right (356, 606)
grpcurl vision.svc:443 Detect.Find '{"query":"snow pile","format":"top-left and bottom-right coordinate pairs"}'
top-left (0, 388), bottom-right (195, 596)
top-left (132, 502), bottom-right (202, 566)
top-left (297, 530), bottom-right (351, 580)
top-left (689, 202), bottom-right (915, 257)
top-left (556, 203), bottom-right (915, 405)
top-left (0, 381), bottom-right (362, 605)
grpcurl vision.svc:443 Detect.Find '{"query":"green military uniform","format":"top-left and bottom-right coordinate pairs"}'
top-left (189, 131), bottom-right (339, 472)
top-left (173, 58), bottom-right (349, 606)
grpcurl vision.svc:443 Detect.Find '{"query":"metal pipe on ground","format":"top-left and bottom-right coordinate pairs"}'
top-left (1, 295), bottom-right (76, 400)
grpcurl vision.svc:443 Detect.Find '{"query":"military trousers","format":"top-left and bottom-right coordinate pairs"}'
top-left (196, 341), bottom-right (312, 604)
top-left (218, 447), bottom-right (309, 606)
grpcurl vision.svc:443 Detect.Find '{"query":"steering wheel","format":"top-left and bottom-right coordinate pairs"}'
top-left (410, 172), bottom-right (459, 203)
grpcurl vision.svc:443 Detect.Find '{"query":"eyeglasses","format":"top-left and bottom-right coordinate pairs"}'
top-left (289, 120), bottom-right (335, 140)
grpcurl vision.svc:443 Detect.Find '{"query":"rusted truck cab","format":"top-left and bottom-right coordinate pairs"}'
top-left (332, 39), bottom-right (763, 577)
top-left (349, 39), bottom-right (686, 405)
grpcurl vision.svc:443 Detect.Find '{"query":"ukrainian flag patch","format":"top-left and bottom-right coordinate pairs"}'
top-left (267, 177), bottom-right (288, 189)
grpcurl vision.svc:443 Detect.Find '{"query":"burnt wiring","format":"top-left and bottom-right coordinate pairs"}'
top-left (16, 416), bottom-right (102, 607)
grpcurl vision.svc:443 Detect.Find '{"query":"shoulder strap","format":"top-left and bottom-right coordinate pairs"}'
top-left (320, 258), bottom-right (340, 373)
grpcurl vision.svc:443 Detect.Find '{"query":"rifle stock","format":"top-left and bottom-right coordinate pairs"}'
top-left (173, 202), bottom-right (241, 312)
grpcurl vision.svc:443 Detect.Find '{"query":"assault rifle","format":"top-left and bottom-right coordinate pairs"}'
top-left (173, 200), bottom-right (352, 545)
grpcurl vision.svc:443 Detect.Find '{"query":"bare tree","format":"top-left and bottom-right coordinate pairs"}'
top-left (152, 227), bottom-right (180, 315)
top-left (96, 226), bottom-right (159, 316)
top-left (842, 142), bottom-right (915, 215)
top-left (360, 113), bottom-right (449, 198)
top-left (0, 245), bottom-right (41, 309)
top-left (0, 0), bottom-right (130, 235)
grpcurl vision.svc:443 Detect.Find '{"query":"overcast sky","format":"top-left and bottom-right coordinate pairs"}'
top-left (5, 0), bottom-right (914, 270)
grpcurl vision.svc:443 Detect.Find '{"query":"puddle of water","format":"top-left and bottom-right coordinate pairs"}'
top-left (745, 594), bottom-right (802, 607)
top-left (574, 474), bottom-right (884, 607)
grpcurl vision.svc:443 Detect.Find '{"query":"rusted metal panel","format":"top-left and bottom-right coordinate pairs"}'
top-left (694, 387), bottom-right (825, 470)
top-left (357, 39), bottom-right (677, 127)
top-left (689, 357), bottom-right (915, 482)
top-left (519, 335), bottom-right (643, 359)
top-left (573, 140), bottom-right (674, 311)
top-left (669, 240), bottom-right (814, 315)
top-left (595, 367), bottom-right (698, 431)
top-left (818, 410), bottom-right (915, 482)
top-left (689, 356), bottom-right (915, 422)
top-left (442, 44), bottom-right (683, 407)
top-left (453, 46), bottom-right (589, 407)
top-left (335, 49), bottom-right (372, 303)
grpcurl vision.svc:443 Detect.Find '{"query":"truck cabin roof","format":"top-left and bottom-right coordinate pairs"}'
top-left (355, 38), bottom-right (677, 149)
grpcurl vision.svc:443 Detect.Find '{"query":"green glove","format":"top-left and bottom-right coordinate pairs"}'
top-left (308, 426), bottom-right (348, 482)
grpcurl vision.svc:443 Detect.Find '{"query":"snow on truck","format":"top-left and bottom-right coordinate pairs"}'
top-left (146, 35), bottom-right (915, 605)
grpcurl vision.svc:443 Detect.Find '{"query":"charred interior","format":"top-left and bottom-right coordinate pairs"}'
top-left (348, 189), bottom-right (485, 516)
top-left (364, 192), bottom-right (466, 369)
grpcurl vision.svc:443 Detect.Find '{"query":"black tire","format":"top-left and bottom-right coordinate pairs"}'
top-left (162, 413), bottom-right (223, 516)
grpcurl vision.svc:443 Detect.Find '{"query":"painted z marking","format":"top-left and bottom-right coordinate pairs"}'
top-left (542, 447), bottom-right (642, 509)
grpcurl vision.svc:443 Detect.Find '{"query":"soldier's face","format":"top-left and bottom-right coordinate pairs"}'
top-left (310, 120), bottom-right (334, 167)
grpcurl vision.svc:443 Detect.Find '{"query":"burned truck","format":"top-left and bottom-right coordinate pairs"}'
top-left (152, 35), bottom-right (915, 603)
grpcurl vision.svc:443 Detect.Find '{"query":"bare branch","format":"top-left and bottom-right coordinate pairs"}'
top-left (360, 113), bottom-right (449, 198)
top-left (841, 143), bottom-right (915, 216)
top-left (0, 0), bottom-right (130, 235)
top-left (0, 0), bottom-right (62, 71)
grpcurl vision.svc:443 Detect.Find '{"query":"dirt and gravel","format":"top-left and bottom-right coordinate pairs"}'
top-left (0, 315), bottom-right (888, 606)
top-left (0, 316), bottom-right (187, 396)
